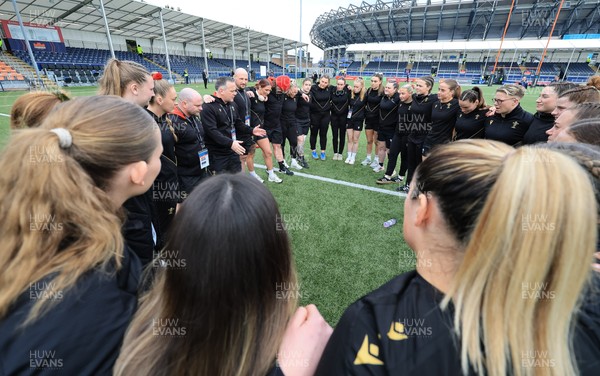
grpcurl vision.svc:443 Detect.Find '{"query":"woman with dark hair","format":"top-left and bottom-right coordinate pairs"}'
top-left (317, 140), bottom-right (600, 376)
top-left (0, 96), bottom-right (162, 374)
top-left (373, 81), bottom-right (400, 173)
top-left (454, 87), bottom-right (488, 141)
top-left (421, 79), bottom-right (461, 157)
top-left (551, 85), bottom-right (600, 118)
top-left (555, 118), bottom-right (600, 147)
top-left (548, 102), bottom-right (600, 142)
top-left (400, 76), bottom-right (437, 193)
top-left (115, 174), bottom-right (332, 376)
top-left (523, 84), bottom-right (562, 144)
top-left (309, 75), bottom-right (334, 160)
top-left (361, 73), bottom-right (385, 167)
top-left (484, 84), bottom-right (534, 146)
top-left (330, 78), bottom-right (350, 161)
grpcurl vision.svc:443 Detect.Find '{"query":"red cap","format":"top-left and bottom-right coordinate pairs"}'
top-left (276, 75), bottom-right (291, 92)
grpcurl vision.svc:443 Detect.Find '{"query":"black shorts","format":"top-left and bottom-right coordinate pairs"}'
top-left (377, 129), bottom-right (394, 148)
top-left (297, 118), bottom-right (310, 135)
top-left (210, 153), bottom-right (242, 174)
top-left (365, 117), bottom-right (379, 131)
top-left (241, 137), bottom-right (255, 155)
top-left (266, 127), bottom-right (283, 144)
top-left (347, 119), bottom-right (364, 131)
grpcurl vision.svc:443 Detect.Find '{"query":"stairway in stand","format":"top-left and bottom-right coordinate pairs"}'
top-left (0, 53), bottom-right (57, 89)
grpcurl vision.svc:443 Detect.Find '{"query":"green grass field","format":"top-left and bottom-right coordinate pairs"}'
top-left (0, 81), bottom-right (541, 325)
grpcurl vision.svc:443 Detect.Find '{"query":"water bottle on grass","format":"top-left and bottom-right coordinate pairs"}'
top-left (383, 218), bottom-right (397, 228)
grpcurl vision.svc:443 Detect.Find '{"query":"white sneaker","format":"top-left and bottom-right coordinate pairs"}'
top-left (344, 155), bottom-right (351, 164)
top-left (283, 160), bottom-right (291, 169)
top-left (361, 157), bottom-right (372, 166)
top-left (250, 172), bottom-right (264, 183)
top-left (268, 174), bottom-right (283, 183)
top-left (370, 159), bottom-right (380, 169)
top-left (372, 165), bottom-right (384, 172)
top-left (349, 156), bottom-right (356, 165)
top-left (290, 158), bottom-right (303, 170)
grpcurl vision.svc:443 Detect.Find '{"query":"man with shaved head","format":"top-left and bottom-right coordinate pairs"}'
top-left (169, 87), bottom-right (209, 197)
top-left (233, 68), bottom-right (267, 181)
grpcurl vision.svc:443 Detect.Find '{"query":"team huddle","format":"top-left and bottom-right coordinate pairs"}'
top-left (1, 57), bottom-right (600, 375)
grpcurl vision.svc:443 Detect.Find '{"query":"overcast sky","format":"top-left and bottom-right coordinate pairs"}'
top-left (143, 0), bottom-right (364, 61)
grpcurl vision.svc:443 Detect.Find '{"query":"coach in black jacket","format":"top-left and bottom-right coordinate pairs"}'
top-left (201, 77), bottom-right (266, 173)
top-left (169, 88), bottom-right (208, 197)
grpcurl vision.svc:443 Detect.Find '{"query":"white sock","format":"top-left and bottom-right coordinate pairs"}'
top-left (267, 169), bottom-right (274, 175)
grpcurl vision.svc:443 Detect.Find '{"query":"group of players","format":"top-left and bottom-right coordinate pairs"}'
top-left (2, 57), bottom-right (600, 375)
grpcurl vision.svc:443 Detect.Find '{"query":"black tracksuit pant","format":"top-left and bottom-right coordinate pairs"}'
top-left (310, 112), bottom-right (330, 150)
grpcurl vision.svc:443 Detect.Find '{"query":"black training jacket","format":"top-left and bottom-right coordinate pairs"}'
top-left (423, 98), bottom-right (460, 154)
top-left (522, 111), bottom-right (555, 144)
top-left (454, 108), bottom-right (488, 140)
top-left (0, 248), bottom-right (141, 375)
top-left (484, 104), bottom-right (534, 146)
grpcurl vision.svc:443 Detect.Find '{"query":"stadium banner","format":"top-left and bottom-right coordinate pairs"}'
top-left (1, 20), bottom-right (65, 53)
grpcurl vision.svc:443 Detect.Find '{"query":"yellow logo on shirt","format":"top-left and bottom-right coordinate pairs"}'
top-left (447, 103), bottom-right (452, 109)
top-left (354, 335), bottom-right (384, 366)
top-left (489, 120), bottom-right (494, 125)
top-left (387, 321), bottom-right (409, 341)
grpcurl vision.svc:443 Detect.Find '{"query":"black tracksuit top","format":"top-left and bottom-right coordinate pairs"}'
top-left (484, 104), bottom-right (534, 146)
top-left (423, 98), bottom-right (460, 154)
top-left (365, 88), bottom-right (383, 120)
top-left (331, 88), bottom-right (350, 115)
top-left (309, 84), bottom-right (333, 113)
top-left (523, 111), bottom-right (555, 144)
top-left (407, 93), bottom-right (437, 143)
top-left (378, 93), bottom-right (401, 132)
top-left (454, 108), bottom-right (488, 140)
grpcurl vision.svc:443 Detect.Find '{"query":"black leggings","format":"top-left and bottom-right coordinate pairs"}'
top-left (310, 112), bottom-right (330, 151)
top-left (385, 134), bottom-right (408, 177)
top-left (281, 119), bottom-right (299, 159)
top-left (406, 139), bottom-right (423, 186)
top-left (330, 112), bottom-right (347, 154)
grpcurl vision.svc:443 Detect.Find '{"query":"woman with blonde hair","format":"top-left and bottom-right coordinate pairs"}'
top-left (317, 139), bottom-right (600, 375)
top-left (0, 96), bottom-right (162, 374)
top-left (345, 78), bottom-right (366, 164)
top-left (99, 57), bottom-right (157, 266)
top-left (147, 78), bottom-right (180, 236)
top-left (115, 174), bottom-right (332, 376)
top-left (485, 84), bottom-right (534, 146)
top-left (10, 90), bottom-right (70, 129)
top-left (98, 58), bottom-right (155, 107)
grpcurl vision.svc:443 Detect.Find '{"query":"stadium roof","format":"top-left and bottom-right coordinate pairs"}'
top-left (0, 0), bottom-right (305, 54)
top-left (344, 37), bottom-right (600, 53)
top-left (310, 0), bottom-right (600, 49)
